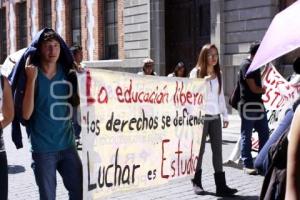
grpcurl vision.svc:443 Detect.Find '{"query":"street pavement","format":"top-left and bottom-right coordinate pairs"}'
top-left (4, 114), bottom-right (264, 200)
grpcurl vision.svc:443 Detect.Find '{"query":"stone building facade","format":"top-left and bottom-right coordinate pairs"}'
top-left (0, 0), bottom-right (297, 102)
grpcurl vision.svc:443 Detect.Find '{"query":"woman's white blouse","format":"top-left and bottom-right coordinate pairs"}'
top-left (189, 68), bottom-right (228, 121)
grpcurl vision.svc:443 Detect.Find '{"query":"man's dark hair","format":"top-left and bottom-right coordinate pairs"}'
top-left (70, 45), bottom-right (82, 55)
top-left (40, 29), bottom-right (60, 42)
top-left (293, 57), bottom-right (300, 74)
top-left (249, 41), bottom-right (261, 56)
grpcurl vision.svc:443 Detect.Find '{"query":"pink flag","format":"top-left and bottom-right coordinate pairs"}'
top-left (247, 1), bottom-right (300, 74)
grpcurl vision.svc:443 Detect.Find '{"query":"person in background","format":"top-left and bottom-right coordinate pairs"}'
top-left (70, 45), bottom-right (85, 72)
top-left (22, 28), bottom-right (82, 200)
top-left (167, 61), bottom-right (187, 77)
top-left (137, 58), bottom-right (157, 76)
top-left (70, 45), bottom-right (84, 148)
top-left (190, 44), bottom-right (238, 197)
top-left (0, 75), bottom-right (14, 200)
top-left (239, 41), bottom-right (269, 175)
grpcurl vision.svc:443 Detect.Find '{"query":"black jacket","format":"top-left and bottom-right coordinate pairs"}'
top-left (8, 28), bottom-right (78, 149)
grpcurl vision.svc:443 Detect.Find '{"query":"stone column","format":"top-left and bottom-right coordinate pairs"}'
top-left (150, 0), bottom-right (165, 75)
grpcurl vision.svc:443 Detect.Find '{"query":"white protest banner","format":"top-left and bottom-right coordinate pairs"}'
top-left (77, 70), bottom-right (206, 199)
top-left (250, 64), bottom-right (300, 151)
top-left (262, 64), bottom-right (300, 132)
top-left (262, 63), bottom-right (300, 110)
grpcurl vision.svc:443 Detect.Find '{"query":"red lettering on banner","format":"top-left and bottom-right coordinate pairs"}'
top-left (264, 67), bottom-right (274, 84)
top-left (115, 87), bottom-right (124, 102)
top-left (263, 89), bottom-right (295, 108)
top-left (262, 88), bottom-right (272, 103)
top-left (173, 81), bottom-right (203, 106)
top-left (86, 70), bottom-right (96, 105)
top-left (85, 70), bottom-right (108, 105)
top-left (263, 65), bottom-right (300, 109)
top-left (161, 139), bottom-right (170, 179)
top-left (97, 87), bottom-right (108, 104)
top-left (175, 140), bottom-right (183, 176)
top-left (277, 95), bottom-right (285, 108)
top-left (171, 160), bottom-right (176, 177)
top-left (115, 79), bottom-right (169, 104)
top-left (161, 139), bottom-right (198, 179)
top-left (86, 76), bottom-right (203, 106)
top-left (270, 91), bottom-right (280, 107)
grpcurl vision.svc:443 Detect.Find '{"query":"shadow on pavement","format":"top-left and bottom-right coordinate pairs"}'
top-left (8, 165), bottom-right (25, 174)
top-left (223, 160), bottom-right (244, 170)
top-left (206, 139), bottom-right (237, 145)
top-left (198, 191), bottom-right (217, 196)
top-left (222, 139), bottom-right (238, 144)
top-left (203, 193), bottom-right (259, 200)
top-left (217, 195), bottom-right (259, 200)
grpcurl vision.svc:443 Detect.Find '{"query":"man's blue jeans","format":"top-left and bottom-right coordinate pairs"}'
top-left (240, 108), bottom-right (269, 168)
top-left (254, 109), bottom-right (294, 174)
top-left (31, 147), bottom-right (83, 200)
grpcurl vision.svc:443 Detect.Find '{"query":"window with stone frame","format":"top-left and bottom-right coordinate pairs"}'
top-left (104, 0), bottom-right (118, 59)
top-left (70, 0), bottom-right (81, 45)
top-left (42, 0), bottom-right (52, 28)
top-left (17, 2), bottom-right (27, 49)
top-left (0, 7), bottom-right (7, 63)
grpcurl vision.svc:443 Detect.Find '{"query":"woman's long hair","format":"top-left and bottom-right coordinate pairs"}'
top-left (196, 44), bottom-right (222, 94)
top-left (174, 61), bottom-right (187, 77)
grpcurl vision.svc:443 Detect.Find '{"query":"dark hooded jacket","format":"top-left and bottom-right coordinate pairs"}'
top-left (9, 28), bottom-right (79, 149)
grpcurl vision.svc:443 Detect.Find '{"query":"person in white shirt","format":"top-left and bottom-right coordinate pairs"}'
top-left (190, 44), bottom-right (237, 197)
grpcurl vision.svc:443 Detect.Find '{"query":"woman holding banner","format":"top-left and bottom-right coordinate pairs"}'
top-left (189, 44), bottom-right (238, 197)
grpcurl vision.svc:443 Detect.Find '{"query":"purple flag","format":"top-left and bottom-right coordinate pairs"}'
top-left (247, 1), bottom-right (300, 74)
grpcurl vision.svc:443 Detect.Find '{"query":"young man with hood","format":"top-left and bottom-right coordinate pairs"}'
top-left (20, 29), bottom-right (82, 200)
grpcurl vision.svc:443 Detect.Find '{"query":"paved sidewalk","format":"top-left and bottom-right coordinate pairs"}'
top-left (4, 114), bottom-right (264, 200)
